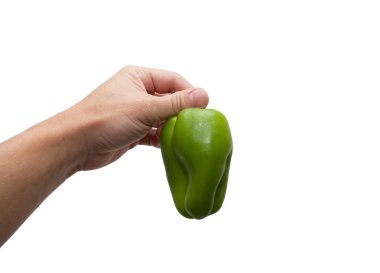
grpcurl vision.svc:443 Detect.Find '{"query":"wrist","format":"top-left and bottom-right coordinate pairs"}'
top-left (52, 106), bottom-right (91, 176)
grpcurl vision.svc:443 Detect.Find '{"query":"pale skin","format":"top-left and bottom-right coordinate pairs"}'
top-left (0, 66), bottom-right (209, 247)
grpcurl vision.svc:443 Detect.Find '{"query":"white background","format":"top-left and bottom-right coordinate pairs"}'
top-left (1, 0), bottom-right (380, 272)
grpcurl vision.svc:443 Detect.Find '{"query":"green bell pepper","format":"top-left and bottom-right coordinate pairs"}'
top-left (160, 108), bottom-right (233, 219)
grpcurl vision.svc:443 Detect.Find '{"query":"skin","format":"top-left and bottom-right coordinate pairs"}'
top-left (0, 66), bottom-right (209, 247)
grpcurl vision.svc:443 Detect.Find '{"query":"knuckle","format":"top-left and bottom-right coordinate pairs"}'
top-left (139, 97), bottom-right (158, 125)
top-left (173, 71), bottom-right (184, 80)
top-left (119, 65), bottom-right (138, 75)
top-left (170, 93), bottom-right (184, 114)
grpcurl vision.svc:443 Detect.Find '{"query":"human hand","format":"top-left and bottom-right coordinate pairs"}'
top-left (59, 66), bottom-right (209, 171)
top-left (0, 66), bottom-right (208, 245)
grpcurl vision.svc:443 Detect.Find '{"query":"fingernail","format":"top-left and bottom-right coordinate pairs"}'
top-left (189, 88), bottom-right (208, 107)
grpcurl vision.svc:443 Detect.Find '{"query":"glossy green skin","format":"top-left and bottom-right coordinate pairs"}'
top-left (160, 108), bottom-right (233, 219)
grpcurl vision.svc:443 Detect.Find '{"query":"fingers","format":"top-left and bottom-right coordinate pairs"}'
top-left (121, 66), bottom-right (209, 140)
top-left (129, 66), bottom-right (194, 94)
top-left (138, 87), bottom-right (209, 147)
top-left (150, 87), bottom-right (209, 121)
top-left (137, 127), bottom-right (160, 147)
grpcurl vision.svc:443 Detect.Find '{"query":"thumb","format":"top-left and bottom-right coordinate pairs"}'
top-left (151, 88), bottom-right (209, 121)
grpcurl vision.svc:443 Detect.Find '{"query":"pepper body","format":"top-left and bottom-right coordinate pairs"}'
top-left (160, 108), bottom-right (233, 219)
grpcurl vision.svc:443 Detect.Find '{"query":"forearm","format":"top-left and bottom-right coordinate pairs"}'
top-left (0, 110), bottom-right (85, 246)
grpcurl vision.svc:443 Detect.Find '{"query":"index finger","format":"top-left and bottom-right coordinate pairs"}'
top-left (134, 66), bottom-right (194, 94)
